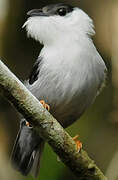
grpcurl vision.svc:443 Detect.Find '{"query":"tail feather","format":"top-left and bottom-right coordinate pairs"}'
top-left (31, 142), bottom-right (44, 177)
top-left (11, 119), bottom-right (44, 177)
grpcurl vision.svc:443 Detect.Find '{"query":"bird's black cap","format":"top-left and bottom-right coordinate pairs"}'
top-left (27, 3), bottom-right (74, 17)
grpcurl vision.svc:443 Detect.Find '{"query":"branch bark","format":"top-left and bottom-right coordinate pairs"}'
top-left (0, 59), bottom-right (108, 180)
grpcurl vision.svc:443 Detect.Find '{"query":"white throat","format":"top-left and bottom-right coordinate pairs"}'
top-left (23, 8), bottom-right (95, 46)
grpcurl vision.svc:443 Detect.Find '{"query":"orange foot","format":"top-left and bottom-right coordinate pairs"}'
top-left (73, 135), bottom-right (82, 152)
top-left (40, 100), bottom-right (50, 111)
top-left (26, 121), bottom-right (32, 127)
top-left (26, 100), bottom-right (50, 127)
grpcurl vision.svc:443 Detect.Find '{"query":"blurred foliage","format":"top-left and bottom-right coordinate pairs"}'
top-left (0, 0), bottom-right (116, 180)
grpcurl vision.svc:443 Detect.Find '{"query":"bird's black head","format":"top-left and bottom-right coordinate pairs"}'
top-left (27, 3), bottom-right (73, 17)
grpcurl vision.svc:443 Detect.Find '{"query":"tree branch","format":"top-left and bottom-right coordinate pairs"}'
top-left (0, 59), bottom-right (108, 180)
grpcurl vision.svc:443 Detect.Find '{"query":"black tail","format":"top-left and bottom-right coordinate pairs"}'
top-left (11, 119), bottom-right (44, 177)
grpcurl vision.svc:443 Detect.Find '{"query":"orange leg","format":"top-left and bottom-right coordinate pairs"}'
top-left (26, 121), bottom-right (32, 127)
top-left (40, 100), bottom-right (50, 111)
top-left (26, 100), bottom-right (50, 127)
top-left (72, 135), bottom-right (82, 152)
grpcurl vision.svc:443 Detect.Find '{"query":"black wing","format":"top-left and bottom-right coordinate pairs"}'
top-left (29, 56), bottom-right (42, 85)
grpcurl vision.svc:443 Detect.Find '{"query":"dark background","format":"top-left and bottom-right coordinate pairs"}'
top-left (0, 0), bottom-right (116, 180)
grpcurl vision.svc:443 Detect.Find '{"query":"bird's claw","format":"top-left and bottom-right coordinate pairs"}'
top-left (40, 100), bottom-right (50, 111)
top-left (26, 121), bottom-right (32, 128)
top-left (25, 100), bottom-right (50, 128)
top-left (72, 135), bottom-right (82, 152)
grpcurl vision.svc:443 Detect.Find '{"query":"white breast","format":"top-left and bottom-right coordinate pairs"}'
top-left (26, 38), bottom-right (106, 127)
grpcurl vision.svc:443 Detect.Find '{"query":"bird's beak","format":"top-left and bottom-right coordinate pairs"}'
top-left (27, 9), bottom-right (48, 17)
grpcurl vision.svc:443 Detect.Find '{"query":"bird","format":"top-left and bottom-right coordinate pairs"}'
top-left (11, 3), bottom-right (107, 178)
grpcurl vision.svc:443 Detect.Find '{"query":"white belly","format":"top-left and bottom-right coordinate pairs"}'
top-left (26, 51), bottom-right (106, 127)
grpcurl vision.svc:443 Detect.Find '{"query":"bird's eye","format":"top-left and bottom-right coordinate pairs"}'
top-left (57, 8), bottom-right (67, 16)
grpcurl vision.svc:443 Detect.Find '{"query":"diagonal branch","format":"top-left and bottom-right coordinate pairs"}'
top-left (0, 59), bottom-right (108, 180)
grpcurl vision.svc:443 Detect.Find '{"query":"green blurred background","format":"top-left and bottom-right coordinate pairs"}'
top-left (0, 0), bottom-right (116, 180)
